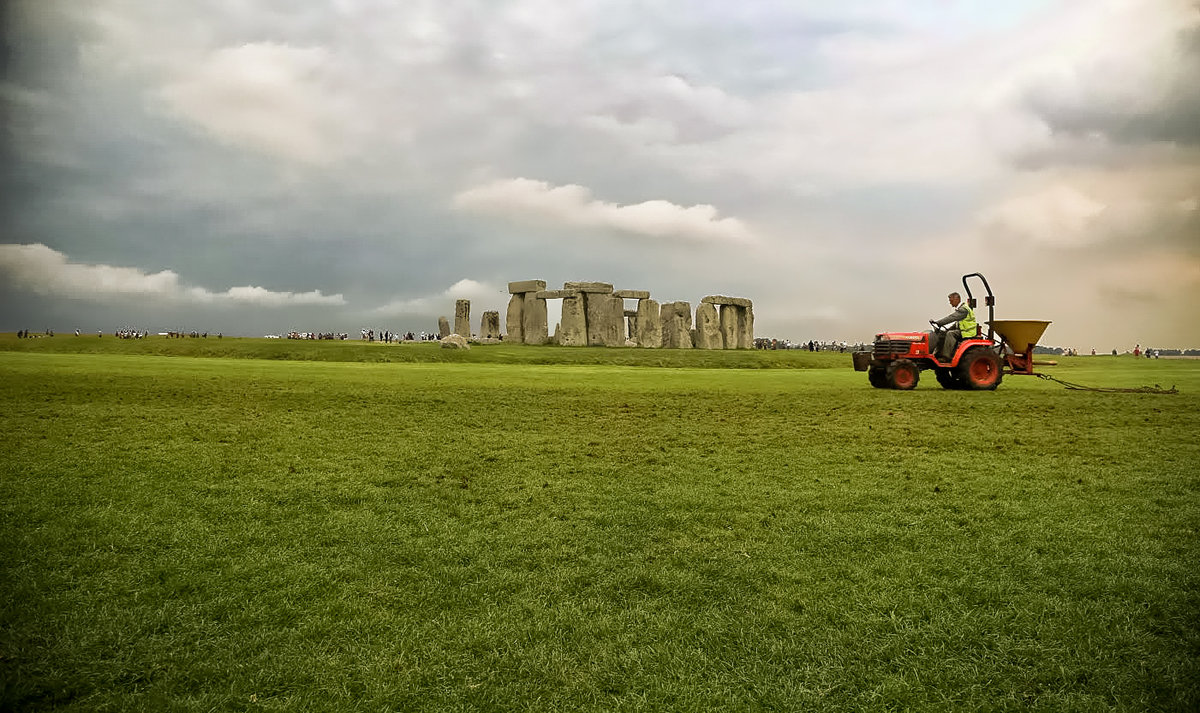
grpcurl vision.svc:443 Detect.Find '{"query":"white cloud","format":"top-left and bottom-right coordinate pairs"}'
top-left (157, 42), bottom-right (343, 164)
top-left (371, 279), bottom-right (505, 317)
top-left (979, 183), bottom-right (1107, 247)
top-left (0, 244), bottom-right (345, 307)
top-left (452, 178), bottom-right (757, 244)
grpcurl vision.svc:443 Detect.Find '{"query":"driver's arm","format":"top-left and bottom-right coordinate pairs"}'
top-left (934, 306), bottom-right (966, 327)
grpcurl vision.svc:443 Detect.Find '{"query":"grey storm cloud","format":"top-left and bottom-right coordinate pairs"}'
top-left (1022, 22), bottom-right (1200, 147)
top-left (2, 0), bottom-right (1199, 348)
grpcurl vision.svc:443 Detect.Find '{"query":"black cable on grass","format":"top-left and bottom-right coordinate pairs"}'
top-left (1035, 373), bottom-right (1178, 394)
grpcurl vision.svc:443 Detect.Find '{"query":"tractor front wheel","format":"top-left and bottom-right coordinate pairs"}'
top-left (886, 359), bottom-right (920, 390)
top-left (957, 348), bottom-right (1003, 390)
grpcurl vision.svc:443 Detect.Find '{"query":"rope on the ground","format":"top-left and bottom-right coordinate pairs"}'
top-left (1034, 373), bottom-right (1178, 394)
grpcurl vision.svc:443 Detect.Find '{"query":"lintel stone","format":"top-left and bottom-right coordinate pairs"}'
top-left (564, 281), bottom-right (613, 293)
top-left (701, 295), bottom-right (752, 308)
top-left (613, 289), bottom-right (650, 299)
top-left (535, 289), bottom-right (580, 299)
top-left (508, 279), bottom-right (547, 294)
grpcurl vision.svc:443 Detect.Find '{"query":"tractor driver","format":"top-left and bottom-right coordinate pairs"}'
top-left (931, 291), bottom-right (978, 361)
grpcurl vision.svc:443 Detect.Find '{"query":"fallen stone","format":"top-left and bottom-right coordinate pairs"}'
top-left (440, 334), bottom-right (470, 349)
top-left (613, 289), bottom-right (650, 299)
top-left (508, 279), bottom-right (547, 294)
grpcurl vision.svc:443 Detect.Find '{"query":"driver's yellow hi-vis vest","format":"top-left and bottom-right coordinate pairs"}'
top-left (959, 304), bottom-right (978, 339)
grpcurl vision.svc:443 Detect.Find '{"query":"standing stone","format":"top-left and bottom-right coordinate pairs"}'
top-left (584, 293), bottom-right (623, 346)
top-left (438, 316), bottom-right (450, 339)
top-left (506, 294), bottom-right (524, 342)
top-left (695, 302), bottom-right (722, 349)
top-left (606, 295), bottom-right (626, 346)
top-left (627, 313), bottom-right (638, 341)
top-left (480, 311), bottom-right (501, 340)
top-left (559, 292), bottom-right (587, 346)
top-left (661, 301), bottom-right (693, 349)
top-left (522, 292), bottom-right (548, 345)
top-left (738, 303), bottom-right (755, 349)
top-left (636, 298), bottom-right (661, 348)
top-left (719, 305), bottom-right (738, 350)
top-left (454, 299), bottom-right (471, 337)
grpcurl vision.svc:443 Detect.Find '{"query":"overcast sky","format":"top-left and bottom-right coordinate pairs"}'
top-left (2, 1), bottom-right (1197, 349)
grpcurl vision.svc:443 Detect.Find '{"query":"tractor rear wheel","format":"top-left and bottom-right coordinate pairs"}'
top-left (935, 367), bottom-right (963, 390)
top-left (957, 348), bottom-right (1003, 390)
top-left (886, 359), bottom-right (920, 390)
top-left (868, 365), bottom-right (888, 388)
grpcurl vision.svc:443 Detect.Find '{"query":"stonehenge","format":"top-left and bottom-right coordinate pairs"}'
top-left (452, 281), bottom-right (753, 349)
top-left (506, 280), bottom-right (547, 344)
top-left (703, 295), bottom-right (755, 350)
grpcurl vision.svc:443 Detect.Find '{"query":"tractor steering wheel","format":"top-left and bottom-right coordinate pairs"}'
top-left (929, 319), bottom-right (945, 332)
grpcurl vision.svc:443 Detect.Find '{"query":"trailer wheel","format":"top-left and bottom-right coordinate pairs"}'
top-left (886, 359), bottom-right (920, 390)
top-left (957, 348), bottom-right (1002, 390)
top-left (935, 368), bottom-right (964, 390)
top-left (868, 365), bottom-right (888, 388)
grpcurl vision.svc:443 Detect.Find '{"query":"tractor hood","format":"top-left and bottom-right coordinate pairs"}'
top-left (875, 332), bottom-right (926, 341)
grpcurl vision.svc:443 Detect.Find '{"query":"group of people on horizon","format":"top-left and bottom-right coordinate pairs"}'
top-left (360, 329), bottom-right (439, 343)
top-left (288, 332), bottom-right (347, 340)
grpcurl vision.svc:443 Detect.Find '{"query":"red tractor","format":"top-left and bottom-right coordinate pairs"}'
top-left (852, 273), bottom-right (1051, 390)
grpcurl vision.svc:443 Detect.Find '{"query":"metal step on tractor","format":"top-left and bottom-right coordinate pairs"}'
top-left (851, 272), bottom-right (1054, 390)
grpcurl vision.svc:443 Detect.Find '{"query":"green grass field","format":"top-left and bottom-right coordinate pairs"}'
top-left (2, 336), bottom-right (1198, 711)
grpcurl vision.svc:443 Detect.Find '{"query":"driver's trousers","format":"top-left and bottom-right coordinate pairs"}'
top-left (936, 328), bottom-right (962, 361)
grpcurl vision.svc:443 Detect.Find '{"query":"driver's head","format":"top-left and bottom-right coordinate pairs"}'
top-left (948, 292), bottom-right (961, 307)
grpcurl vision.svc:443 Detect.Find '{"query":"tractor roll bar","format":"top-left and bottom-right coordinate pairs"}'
top-left (961, 272), bottom-right (995, 341)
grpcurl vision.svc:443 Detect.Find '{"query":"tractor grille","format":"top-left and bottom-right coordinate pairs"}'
top-left (873, 339), bottom-right (913, 358)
